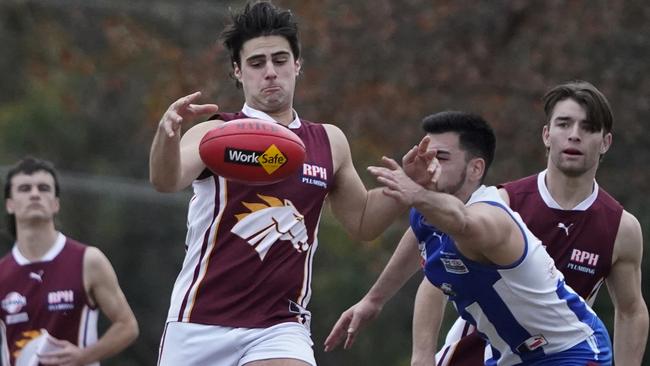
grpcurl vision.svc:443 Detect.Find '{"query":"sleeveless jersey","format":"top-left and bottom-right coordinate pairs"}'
top-left (436, 172), bottom-right (622, 366)
top-left (414, 186), bottom-right (600, 365)
top-left (501, 172), bottom-right (622, 303)
top-left (0, 233), bottom-right (99, 366)
top-left (166, 112), bottom-right (334, 329)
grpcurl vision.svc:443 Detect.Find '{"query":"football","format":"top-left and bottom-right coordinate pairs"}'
top-left (199, 118), bottom-right (306, 185)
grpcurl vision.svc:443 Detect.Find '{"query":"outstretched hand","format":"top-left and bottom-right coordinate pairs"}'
top-left (159, 91), bottom-right (220, 138)
top-left (369, 156), bottom-right (431, 206)
top-left (324, 298), bottom-right (383, 352)
top-left (402, 135), bottom-right (440, 190)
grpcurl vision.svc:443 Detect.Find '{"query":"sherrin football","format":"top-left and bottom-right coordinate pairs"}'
top-left (199, 118), bottom-right (306, 185)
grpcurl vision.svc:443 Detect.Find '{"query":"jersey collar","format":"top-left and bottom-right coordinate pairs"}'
top-left (13, 232), bottom-right (66, 265)
top-left (537, 170), bottom-right (598, 211)
top-left (242, 103), bottom-right (301, 129)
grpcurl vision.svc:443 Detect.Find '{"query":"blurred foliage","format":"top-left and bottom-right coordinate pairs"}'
top-left (1, 0), bottom-right (649, 365)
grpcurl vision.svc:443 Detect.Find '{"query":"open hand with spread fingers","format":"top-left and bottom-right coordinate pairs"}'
top-left (159, 91), bottom-right (220, 138)
top-left (369, 153), bottom-right (441, 205)
top-left (401, 135), bottom-right (441, 190)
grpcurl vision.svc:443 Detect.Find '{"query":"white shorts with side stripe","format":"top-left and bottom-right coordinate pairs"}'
top-left (158, 321), bottom-right (316, 366)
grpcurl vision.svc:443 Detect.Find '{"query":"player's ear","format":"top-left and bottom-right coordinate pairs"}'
top-left (295, 58), bottom-right (301, 76)
top-left (600, 132), bottom-right (612, 154)
top-left (233, 62), bottom-right (242, 80)
top-left (5, 198), bottom-right (14, 215)
top-left (469, 158), bottom-right (485, 182)
top-left (542, 124), bottom-right (550, 149)
top-left (53, 197), bottom-right (60, 215)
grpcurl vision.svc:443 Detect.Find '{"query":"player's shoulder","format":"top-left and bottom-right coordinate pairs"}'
top-left (618, 209), bottom-right (642, 237)
top-left (612, 209), bottom-right (643, 261)
top-left (321, 123), bottom-right (348, 147)
top-left (62, 236), bottom-right (91, 254)
top-left (498, 174), bottom-right (537, 191)
top-left (595, 186), bottom-right (624, 210)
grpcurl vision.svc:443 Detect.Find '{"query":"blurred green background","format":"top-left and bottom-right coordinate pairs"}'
top-left (1, 0), bottom-right (649, 365)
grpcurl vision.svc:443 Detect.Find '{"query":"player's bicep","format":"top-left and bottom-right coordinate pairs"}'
top-left (464, 204), bottom-right (511, 245)
top-left (83, 248), bottom-right (134, 323)
top-left (457, 204), bottom-right (522, 263)
top-left (324, 124), bottom-right (369, 234)
top-left (606, 211), bottom-right (644, 311)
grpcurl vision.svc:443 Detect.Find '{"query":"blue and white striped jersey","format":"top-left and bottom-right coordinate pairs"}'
top-left (412, 185), bottom-right (603, 365)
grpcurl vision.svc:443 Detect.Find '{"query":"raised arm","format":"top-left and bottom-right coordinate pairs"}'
top-left (605, 210), bottom-right (648, 365)
top-left (369, 157), bottom-right (523, 265)
top-left (149, 92), bottom-right (219, 192)
top-left (324, 228), bottom-right (422, 351)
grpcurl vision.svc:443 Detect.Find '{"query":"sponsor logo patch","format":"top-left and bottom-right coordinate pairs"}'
top-left (440, 257), bottom-right (469, 274)
top-left (2, 291), bottom-right (26, 314)
top-left (47, 290), bottom-right (75, 311)
top-left (517, 334), bottom-right (548, 353)
top-left (6, 312), bottom-right (28, 325)
top-left (301, 163), bottom-right (328, 188)
top-left (566, 249), bottom-right (599, 275)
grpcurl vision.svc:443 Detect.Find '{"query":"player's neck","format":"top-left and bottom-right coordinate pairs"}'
top-left (265, 109), bottom-right (294, 126)
top-left (544, 167), bottom-right (596, 209)
top-left (15, 223), bottom-right (59, 260)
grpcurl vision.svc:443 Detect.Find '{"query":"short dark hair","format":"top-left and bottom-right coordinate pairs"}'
top-left (3, 157), bottom-right (60, 239)
top-left (421, 111), bottom-right (496, 181)
top-left (221, 1), bottom-right (301, 79)
top-left (542, 80), bottom-right (613, 134)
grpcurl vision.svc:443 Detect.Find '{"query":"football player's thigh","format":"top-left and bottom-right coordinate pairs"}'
top-left (244, 359), bottom-right (311, 366)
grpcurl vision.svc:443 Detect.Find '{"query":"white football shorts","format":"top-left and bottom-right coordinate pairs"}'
top-left (157, 321), bottom-right (316, 366)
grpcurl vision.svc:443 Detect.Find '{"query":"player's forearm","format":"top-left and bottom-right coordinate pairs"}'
top-left (80, 317), bottom-right (139, 364)
top-left (613, 305), bottom-right (649, 365)
top-left (411, 280), bottom-right (445, 366)
top-left (149, 127), bottom-right (183, 192)
top-left (365, 232), bottom-right (421, 306)
top-left (356, 188), bottom-right (407, 240)
top-left (412, 190), bottom-right (468, 237)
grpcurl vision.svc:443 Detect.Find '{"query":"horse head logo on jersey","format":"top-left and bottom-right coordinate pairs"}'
top-left (232, 194), bottom-right (310, 260)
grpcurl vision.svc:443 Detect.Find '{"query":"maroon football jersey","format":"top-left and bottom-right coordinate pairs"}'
top-left (166, 112), bottom-right (334, 328)
top-left (502, 172), bottom-right (622, 303)
top-left (0, 233), bottom-right (98, 365)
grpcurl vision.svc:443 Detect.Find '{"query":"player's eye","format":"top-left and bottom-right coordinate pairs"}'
top-left (17, 184), bottom-right (32, 192)
top-left (581, 122), bottom-right (601, 133)
top-left (38, 184), bottom-right (52, 192)
top-left (273, 57), bottom-right (288, 65)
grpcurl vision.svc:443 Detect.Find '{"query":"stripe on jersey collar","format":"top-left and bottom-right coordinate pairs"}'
top-left (242, 103), bottom-right (301, 129)
top-left (537, 170), bottom-right (598, 211)
top-left (13, 232), bottom-right (66, 265)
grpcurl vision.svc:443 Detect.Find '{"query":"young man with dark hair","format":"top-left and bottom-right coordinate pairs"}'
top-left (0, 157), bottom-right (138, 366)
top-left (149, 2), bottom-right (425, 365)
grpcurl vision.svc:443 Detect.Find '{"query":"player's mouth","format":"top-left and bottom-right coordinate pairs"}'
top-left (262, 86), bottom-right (281, 94)
top-left (562, 148), bottom-right (583, 156)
